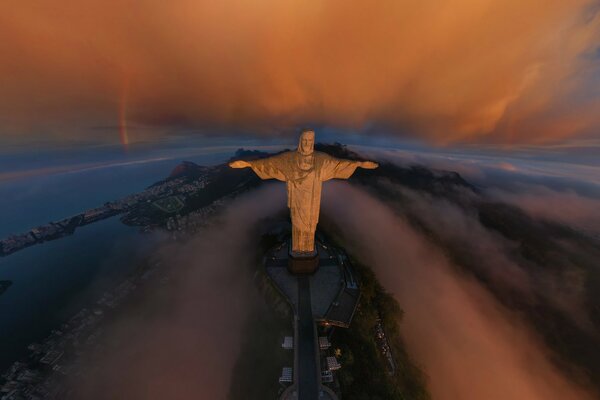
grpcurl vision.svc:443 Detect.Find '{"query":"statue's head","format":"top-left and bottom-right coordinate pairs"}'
top-left (298, 129), bottom-right (315, 156)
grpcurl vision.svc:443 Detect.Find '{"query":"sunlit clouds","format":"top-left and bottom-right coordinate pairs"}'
top-left (1, 0), bottom-right (599, 143)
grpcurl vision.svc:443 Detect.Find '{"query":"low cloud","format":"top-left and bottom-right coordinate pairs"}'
top-left (322, 182), bottom-right (596, 400)
top-left (384, 182), bottom-right (535, 299)
top-left (385, 182), bottom-right (593, 331)
top-left (354, 145), bottom-right (600, 235)
top-left (67, 184), bottom-right (286, 399)
top-left (486, 185), bottom-right (600, 235)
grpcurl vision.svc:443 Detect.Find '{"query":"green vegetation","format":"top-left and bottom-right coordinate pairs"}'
top-left (316, 224), bottom-right (430, 400)
top-left (331, 259), bottom-right (430, 400)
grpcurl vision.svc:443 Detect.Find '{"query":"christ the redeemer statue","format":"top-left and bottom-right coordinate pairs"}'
top-left (229, 129), bottom-right (378, 256)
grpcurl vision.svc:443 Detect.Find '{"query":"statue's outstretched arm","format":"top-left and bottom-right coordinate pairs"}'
top-left (229, 154), bottom-right (288, 181)
top-left (321, 155), bottom-right (378, 181)
top-left (357, 160), bottom-right (378, 169)
top-left (229, 160), bottom-right (251, 168)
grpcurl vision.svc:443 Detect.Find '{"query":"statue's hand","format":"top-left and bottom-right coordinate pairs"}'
top-left (229, 160), bottom-right (251, 169)
top-left (359, 161), bottom-right (379, 169)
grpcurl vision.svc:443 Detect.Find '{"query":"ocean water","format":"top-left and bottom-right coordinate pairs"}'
top-left (0, 148), bottom-right (179, 370)
top-left (0, 137), bottom-right (291, 371)
top-left (0, 217), bottom-right (155, 370)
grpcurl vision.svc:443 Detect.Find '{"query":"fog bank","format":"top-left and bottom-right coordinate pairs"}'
top-left (322, 182), bottom-right (596, 400)
top-left (68, 184), bottom-right (286, 399)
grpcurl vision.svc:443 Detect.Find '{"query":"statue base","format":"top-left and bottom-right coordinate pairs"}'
top-left (288, 244), bottom-right (319, 275)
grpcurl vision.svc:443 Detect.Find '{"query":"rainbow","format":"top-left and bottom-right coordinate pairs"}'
top-left (118, 76), bottom-right (130, 151)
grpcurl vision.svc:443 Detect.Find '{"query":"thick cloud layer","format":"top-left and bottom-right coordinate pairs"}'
top-left (322, 182), bottom-right (596, 400)
top-left (68, 184), bottom-right (286, 399)
top-left (1, 1), bottom-right (599, 143)
top-left (487, 186), bottom-right (600, 234)
top-left (355, 145), bottom-right (600, 234)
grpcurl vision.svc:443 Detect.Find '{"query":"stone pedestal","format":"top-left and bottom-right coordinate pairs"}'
top-left (288, 244), bottom-right (319, 274)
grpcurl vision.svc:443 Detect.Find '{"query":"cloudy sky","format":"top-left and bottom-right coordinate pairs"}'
top-left (1, 0), bottom-right (599, 146)
top-left (1, 4), bottom-right (599, 397)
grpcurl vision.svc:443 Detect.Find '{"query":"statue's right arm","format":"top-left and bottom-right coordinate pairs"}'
top-left (229, 153), bottom-right (288, 181)
top-left (228, 160), bottom-right (251, 168)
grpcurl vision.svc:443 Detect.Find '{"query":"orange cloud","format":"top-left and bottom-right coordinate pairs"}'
top-left (0, 0), bottom-right (599, 143)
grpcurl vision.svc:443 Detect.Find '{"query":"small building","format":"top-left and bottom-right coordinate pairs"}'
top-left (321, 370), bottom-right (334, 383)
top-left (282, 336), bottom-right (294, 350)
top-left (318, 336), bottom-right (331, 350)
top-left (279, 367), bottom-right (293, 384)
top-left (326, 357), bottom-right (341, 371)
top-left (40, 350), bottom-right (63, 365)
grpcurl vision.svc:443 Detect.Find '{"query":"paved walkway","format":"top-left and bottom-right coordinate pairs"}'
top-left (297, 276), bottom-right (319, 400)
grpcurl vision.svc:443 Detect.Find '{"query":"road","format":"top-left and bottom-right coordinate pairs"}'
top-left (297, 276), bottom-right (319, 400)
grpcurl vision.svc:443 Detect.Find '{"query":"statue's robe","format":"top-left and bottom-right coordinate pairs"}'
top-left (248, 151), bottom-right (359, 253)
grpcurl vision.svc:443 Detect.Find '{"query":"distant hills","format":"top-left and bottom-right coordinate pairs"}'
top-left (168, 161), bottom-right (209, 179)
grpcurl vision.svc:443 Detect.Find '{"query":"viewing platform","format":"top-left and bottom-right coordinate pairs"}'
top-left (264, 237), bottom-right (360, 400)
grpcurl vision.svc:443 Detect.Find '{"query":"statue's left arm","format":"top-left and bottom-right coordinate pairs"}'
top-left (319, 154), bottom-right (378, 181)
